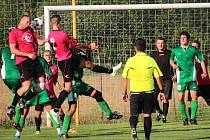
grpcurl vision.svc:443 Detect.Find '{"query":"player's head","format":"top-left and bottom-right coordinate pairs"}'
top-left (180, 31), bottom-right (190, 46)
top-left (156, 37), bottom-right (165, 51)
top-left (43, 50), bottom-right (52, 64)
top-left (191, 39), bottom-right (201, 49)
top-left (50, 15), bottom-right (61, 26)
top-left (133, 38), bottom-right (146, 52)
top-left (19, 15), bottom-right (31, 29)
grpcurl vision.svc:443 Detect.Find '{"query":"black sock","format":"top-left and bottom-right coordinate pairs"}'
top-left (22, 91), bottom-right (36, 102)
top-left (163, 103), bottom-right (169, 116)
top-left (188, 107), bottom-right (191, 119)
top-left (54, 90), bottom-right (69, 109)
top-left (92, 65), bottom-right (112, 74)
top-left (59, 114), bottom-right (65, 123)
top-left (144, 117), bottom-right (152, 140)
top-left (35, 117), bottom-right (41, 131)
top-left (129, 116), bottom-right (138, 129)
top-left (11, 94), bottom-right (21, 107)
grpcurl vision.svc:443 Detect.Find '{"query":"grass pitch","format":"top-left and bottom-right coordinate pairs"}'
top-left (0, 120), bottom-right (210, 140)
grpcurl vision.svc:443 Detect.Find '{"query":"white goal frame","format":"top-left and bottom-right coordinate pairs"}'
top-left (44, 3), bottom-right (210, 50)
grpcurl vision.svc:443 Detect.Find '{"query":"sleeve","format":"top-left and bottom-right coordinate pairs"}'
top-left (195, 48), bottom-right (204, 62)
top-left (122, 58), bottom-right (132, 79)
top-left (152, 59), bottom-right (163, 78)
top-left (9, 30), bottom-right (17, 45)
top-left (169, 49), bottom-right (175, 61)
top-left (32, 30), bottom-right (40, 40)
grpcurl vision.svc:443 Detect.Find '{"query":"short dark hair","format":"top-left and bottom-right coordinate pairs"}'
top-left (191, 39), bottom-right (201, 49)
top-left (50, 15), bottom-right (61, 23)
top-left (156, 36), bottom-right (165, 42)
top-left (133, 38), bottom-right (146, 51)
top-left (180, 31), bottom-right (190, 40)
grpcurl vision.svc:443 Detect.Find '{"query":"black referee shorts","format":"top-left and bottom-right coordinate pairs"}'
top-left (130, 93), bottom-right (155, 116)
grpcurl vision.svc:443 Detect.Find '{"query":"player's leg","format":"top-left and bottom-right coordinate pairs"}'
top-left (129, 94), bottom-right (141, 140)
top-left (189, 81), bottom-right (198, 124)
top-left (162, 79), bottom-right (173, 123)
top-left (186, 89), bottom-right (192, 119)
top-left (34, 104), bottom-right (44, 134)
top-left (54, 58), bottom-right (74, 111)
top-left (177, 82), bottom-right (188, 125)
top-left (154, 82), bottom-right (162, 121)
top-left (80, 60), bottom-right (122, 76)
top-left (198, 85), bottom-right (210, 106)
top-left (143, 93), bottom-right (155, 140)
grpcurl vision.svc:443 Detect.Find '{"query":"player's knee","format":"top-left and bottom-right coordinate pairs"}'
top-left (34, 82), bottom-right (45, 92)
top-left (143, 113), bottom-right (151, 117)
top-left (92, 91), bottom-right (103, 102)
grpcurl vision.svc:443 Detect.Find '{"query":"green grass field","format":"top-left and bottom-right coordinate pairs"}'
top-left (0, 120), bottom-right (210, 140)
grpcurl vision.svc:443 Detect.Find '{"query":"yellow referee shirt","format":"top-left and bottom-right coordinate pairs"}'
top-left (122, 52), bottom-right (163, 93)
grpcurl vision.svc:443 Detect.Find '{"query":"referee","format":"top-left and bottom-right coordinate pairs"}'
top-left (122, 38), bottom-right (165, 140)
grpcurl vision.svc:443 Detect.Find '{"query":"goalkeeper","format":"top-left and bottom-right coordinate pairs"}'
top-left (58, 48), bottom-right (123, 139)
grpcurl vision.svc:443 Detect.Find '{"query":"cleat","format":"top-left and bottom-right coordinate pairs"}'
top-left (111, 62), bottom-right (122, 76)
top-left (59, 133), bottom-right (70, 139)
top-left (68, 129), bottom-right (80, 133)
top-left (14, 135), bottom-right (20, 140)
top-left (183, 118), bottom-right (189, 126)
top-left (54, 108), bottom-right (59, 113)
top-left (14, 130), bottom-right (21, 140)
top-left (35, 130), bottom-right (40, 135)
top-left (13, 123), bottom-right (22, 132)
top-left (107, 111), bottom-right (123, 120)
top-left (19, 98), bottom-right (25, 109)
top-left (190, 119), bottom-right (198, 125)
top-left (131, 128), bottom-right (138, 140)
top-left (156, 112), bottom-right (162, 121)
top-left (7, 106), bottom-right (15, 120)
top-left (162, 115), bottom-right (167, 123)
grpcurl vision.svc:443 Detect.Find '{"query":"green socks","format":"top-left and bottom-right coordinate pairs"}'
top-left (19, 117), bottom-right (25, 128)
top-left (61, 115), bottom-right (71, 134)
top-left (190, 100), bottom-right (198, 119)
top-left (178, 102), bottom-right (187, 121)
top-left (98, 100), bottom-right (112, 117)
top-left (14, 106), bottom-right (21, 124)
top-left (49, 110), bottom-right (60, 128)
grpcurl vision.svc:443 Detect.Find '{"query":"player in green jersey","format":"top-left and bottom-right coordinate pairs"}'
top-left (170, 31), bottom-right (207, 125)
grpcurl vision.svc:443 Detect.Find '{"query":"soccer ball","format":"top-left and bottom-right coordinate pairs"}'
top-left (31, 16), bottom-right (44, 29)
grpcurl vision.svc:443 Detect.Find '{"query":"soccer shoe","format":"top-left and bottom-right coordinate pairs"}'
top-left (183, 118), bottom-right (189, 126)
top-left (156, 112), bottom-right (162, 121)
top-left (190, 119), bottom-right (198, 125)
top-left (14, 135), bottom-right (20, 140)
top-left (68, 129), bottom-right (80, 133)
top-left (19, 98), bottom-right (25, 109)
top-left (13, 123), bottom-right (22, 132)
top-left (162, 115), bottom-right (167, 123)
top-left (107, 111), bottom-right (123, 120)
top-left (131, 128), bottom-right (138, 140)
top-left (59, 133), bottom-right (70, 139)
top-left (35, 130), bottom-right (41, 135)
top-left (7, 105), bottom-right (15, 120)
top-left (110, 62), bottom-right (122, 76)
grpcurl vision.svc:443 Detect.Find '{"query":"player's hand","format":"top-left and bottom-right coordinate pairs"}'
top-left (159, 92), bottom-right (166, 101)
top-left (201, 73), bottom-right (207, 79)
top-left (122, 93), bottom-right (128, 102)
top-left (56, 82), bottom-right (63, 92)
top-left (172, 75), bottom-right (177, 82)
top-left (89, 43), bottom-right (98, 51)
top-left (27, 53), bottom-right (36, 60)
top-left (172, 64), bottom-right (178, 70)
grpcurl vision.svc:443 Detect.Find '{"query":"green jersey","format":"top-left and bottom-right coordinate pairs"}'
top-left (1, 47), bottom-right (20, 79)
top-left (170, 45), bottom-right (204, 82)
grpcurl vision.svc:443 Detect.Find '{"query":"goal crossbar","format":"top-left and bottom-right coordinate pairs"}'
top-left (44, 3), bottom-right (210, 49)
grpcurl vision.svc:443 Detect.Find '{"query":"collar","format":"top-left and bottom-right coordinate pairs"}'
top-left (136, 52), bottom-right (147, 56)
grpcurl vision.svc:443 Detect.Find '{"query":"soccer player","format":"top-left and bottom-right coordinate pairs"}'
top-left (48, 15), bottom-right (122, 112)
top-left (57, 49), bottom-right (123, 139)
top-left (34, 50), bottom-right (64, 134)
top-left (170, 31), bottom-right (207, 125)
top-left (186, 40), bottom-right (210, 120)
top-left (122, 38), bottom-right (165, 140)
top-left (13, 56), bottom-right (61, 139)
top-left (9, 14), bottom-right (47, 107)
top-left (151, 37), bottom-right (173, 123)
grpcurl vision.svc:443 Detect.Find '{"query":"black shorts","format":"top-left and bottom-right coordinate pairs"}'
top-left (16, 58), bottom-right (45, 83)
top-left (154, 79), bottom-right (172, 99)
top-left (130, 93), bottom-right (155, 115)
top-left (35, 97), bottom-right (57, 111)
